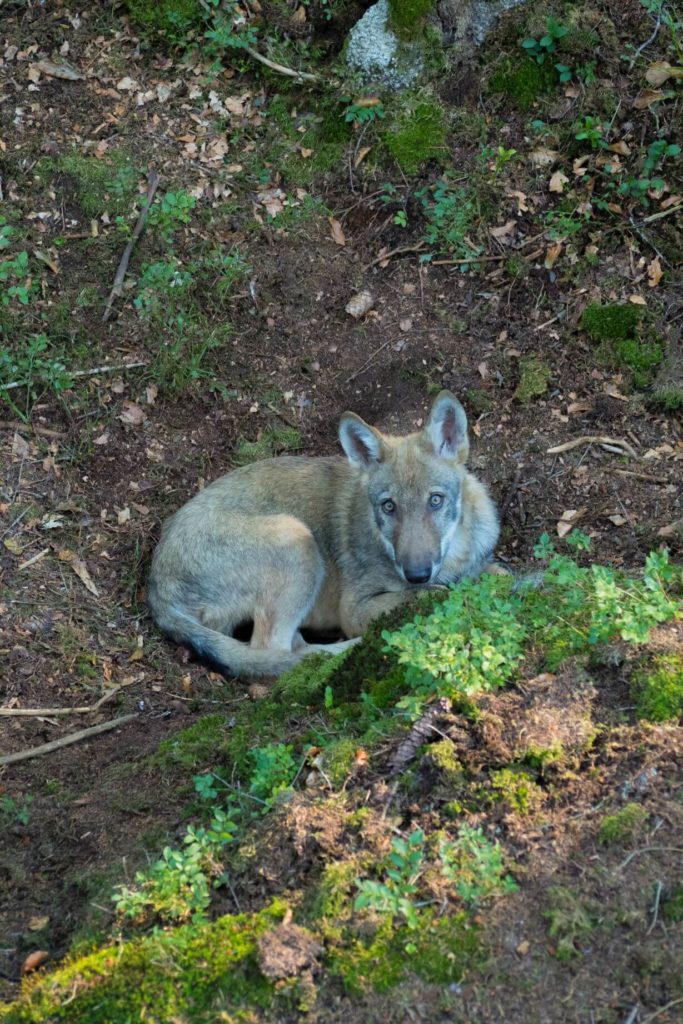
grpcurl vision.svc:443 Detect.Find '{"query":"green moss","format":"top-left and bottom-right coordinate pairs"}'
top-left (521, 742), bottom-right (565, 770)
top-left (599, 802), bottom-right (649, 844)
top-left (424, 739), bottom-right (463, 783)
top-left (330, 911), bottom-right (479, 993)
top-left (614, 337), bottom-right (663, 388)
top-left (41, 151), bottom-right (140, 219)
top-left (384, 100), bottom-right (447, 174)
top-left (125, 0), bottom-right (203, 40)
top-left (388, 0), bottom-right (433, 38)
top-left (273, 649), bottom-right (352, 706)
top-left (544, 886), bottom-right (596, 961)
top-left (149, 714), bottom-right (232, 770)
top-left (489, 58), bottom-right (556, 110)
top-left (631, 653), bottom-right (683, 722)
top-left (1, 900), bottom-right (286, 1023)
top-left (309, 859), bottom-right (359, 921)
top-left (662, 884), bottom-right (683, 923)
top-left (513, 357), bottom-right (551, 404)
top-left (490, 768), bottom-right (544, 816)
top-left (233, 427), bottom-right (301, 466)
top-left (322, 738), bottom-right (362, 786)
top-left (648, 385), bottom-right (683, 411)
top-left (466, 388), bottom-right (494, 414)
top-left (505, 254), bottom-right (529, 279)
top-left (581, 302), bottom-right (641, 343)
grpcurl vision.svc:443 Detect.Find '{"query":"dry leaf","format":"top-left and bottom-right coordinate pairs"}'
top-left (645, 60), bottom-right (683, 86)
top-left (477, 361), bottom-right (489, 379)
top-left (633, 88), bottom-right (669, 109)
top-left (647, 257), bottom-right (663, 288)
top-left (21, 951), bottom-right (49, 976)
top-left (299, 147), bottom-right (313, 158)
top-left (117, 507), bottom-right (131, 525)
top-left (529, 147), bottom-right (560, 168)
top-left (34, 59), bottom-right (82, 80)
top-left (490, 219), bottom-right (517, 239)
top-left (27, 915), bottom-right (50, 932)
top-left (292, 6), bottom-right (306, 22)
top-left (354, 145), bottom-right (372, 168)
top-left (118, 401), bottom-right (146, 426)
top-left (345, 290), bottom-right (374, 318)
top-left (629, 294), bottom-right (647, 305)
top-left (556, 508), bottom-right (583, 538)
top-left (145, 384), bottom-right (158, 406)
top-left (608, 514), bottom-right (627, 526)
top-left (573, 155), bottom-right (591, 176)
top-left (27, 64), bottom-right (41, 84)
top-left (328, 217), bottom-right (346, 246)
top-left (12, 432), bottom-right (29, 459)
top-left (93, 431), bottom-right (110, 446)
top-left (58, 549), bottom-right (99, 597)
top-left (608, 140), bottom-right (631, 156)
top-left (3, 537), bottom-right (24, 555)
top-left (352, 96), bottom-right (381, 108)
top-left (549, 170), bottom-right (569, 193)
top-left (657, 519), bottom-right (683, 537)
top-left (506, 189), bottom-right (529, 212)
top-left (545, 241), bottom-right (563, 269)
top-left (116, 76), bottom-right (138, 92)
top-left (256, 187), bottom-right (285, 217)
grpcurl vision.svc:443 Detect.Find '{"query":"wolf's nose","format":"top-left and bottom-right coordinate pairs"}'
top-left (404, 566), bottom-right (432, 585)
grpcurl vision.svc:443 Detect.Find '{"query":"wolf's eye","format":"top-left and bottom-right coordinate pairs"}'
top-left (381, 499), bottom-right (396, 515)
top-left (429, 493), bottom-right (444, 509)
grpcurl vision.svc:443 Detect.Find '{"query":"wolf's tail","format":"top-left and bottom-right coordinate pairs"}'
top-left (150, 604), bottom-right (354, 678)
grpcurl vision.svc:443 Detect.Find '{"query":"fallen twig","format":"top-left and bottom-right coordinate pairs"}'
top-left (244, 45), bottom-right (318, 83)
top-left (1, 361), bottom-right (147, 392)
top-left (0, 420), bottom-right (66, 439)
top-left (365, 242), bottom-right (427, 271)
top-left (431, 253), bottom-right (508, 266)
top-left (547, 435), bottom-right (638, 458)
top-left (0, 713), bottom-right (138, 766)
top-left (0, 685), bottom-right (126, 718)
top-left (344, 337), bottom-right (396, 384)
top-left (640, 203), bottom-right (682, 225)
top-left (103, 170), bottom-right (160, 321)
top-left (266, 402), bottom-right (299, 430)
top-left (611, 468), bottom-right (670, 484)
top-left (17, 548), bottom-right (49, 571)
top-left (647, 880), bottom-right (663, 935)
top-left (640, 998), bottom-right (683, 1024)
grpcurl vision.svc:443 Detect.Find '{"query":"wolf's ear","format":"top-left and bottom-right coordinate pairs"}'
top-left (424, 391), bottom-right (469, 462)
top-left (339, 412), bottom-right (384, 468)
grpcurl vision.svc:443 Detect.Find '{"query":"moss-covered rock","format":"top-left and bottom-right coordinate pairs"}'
top-left (514, 356), bottom-right (551, 404)
top-left (631, 653), bottom-right (683, 722)
top-left (384, 99), bottom-right (447, 172)
top-left (598, 802), bottom-right (649, 844)
top-left (388, 0), bottom-right (433, 39)
top-left (581, 302), bottom-right (662, 389)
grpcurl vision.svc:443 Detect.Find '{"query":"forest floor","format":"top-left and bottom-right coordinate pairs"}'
top-left (0, 0), bottom-right (682, 1021)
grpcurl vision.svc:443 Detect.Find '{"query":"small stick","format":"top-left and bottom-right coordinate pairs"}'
top-left (647, 880), bottom-right (663, 935)
top-left (103, 170), bottom-right (160, 322)
top-left (640, 998), bottom-right (683, 1024)
top-left (623, 1006), bottom-right (640, 1024)
top-left (0, 713), bottom-right (138, 766)
top-left (365, 242), bottom-right (427, 270)
top-left (1, 361), bottom-right (147, 392)
top-left (0, 420), bottom-right (66, 439)
top-left (0, 685), bottom-right (125, 718)
top-left (266, 402), bottom-right (299, 430)
top-left (431, 253), bottom-right (507, 266)
top-left (611, 468), bottom-right (670, 484)
top-left (344, 337), bottom-right (395, 384)
top-left (17, 548), bottom-right (49, 571)
top-left (244, 45), bottom-right (318, 83)
top-left (547, 435), bottom-right (638, 458)
top-left (640, 204), bottom-right (682, 225)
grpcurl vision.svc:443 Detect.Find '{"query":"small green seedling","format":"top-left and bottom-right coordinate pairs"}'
top-left (521, 18), bottom-right (569, 64)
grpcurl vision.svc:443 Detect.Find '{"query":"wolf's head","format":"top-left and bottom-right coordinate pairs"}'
top-left (339, 391), bottom-right (472, 585)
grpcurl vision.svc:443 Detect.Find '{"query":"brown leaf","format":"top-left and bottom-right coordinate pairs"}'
top-left (608, 514), bottom-right (627, 526)
top-left (645, 60), bottom-right (683, 86)
top-left (118, 401), bottom-right (146, 427)
top-left (34, 59), bottom-right (82, 80)
top-left (544, 241), bottom-right (563, 269)
top-left (353, 145), bottom-right (372, 168)
top-left (490, 219), bottom-right (517, 239)
top-left (629, 294), bottom-right (647, 305)
top-left (633, 89), bottom-right (669, 109)
top-left (528, 147), bottom-right (560, 168)
top-left (345, 290), bottom-right (374, 318)
top-left (12, 432), bottom-right (29, 460)
top-left (352, 96), bottom-right (381, 108)
top-left (549, 170), bottom-right (569, 193)
top-left (506, 189), bottom-right (529, 212)
top-left (27, 915), bottom-right (50, 932)
top-left (647, 257), bottom-right (663, 288)
top-left (145, 384), bottom-right (158, 406)
top-left (58, 549), bottom-right (99, 597)
top-left (21, 951), bottom-right (49, 975)
top-left (328, 217), bottom-right (346, 246)
top-left (608, 140), bottom-right (631, 156)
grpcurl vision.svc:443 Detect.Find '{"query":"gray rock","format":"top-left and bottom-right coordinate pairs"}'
top-left (346, 0), bottom-right (425, 91)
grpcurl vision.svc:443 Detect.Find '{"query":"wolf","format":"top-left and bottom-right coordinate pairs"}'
top-left (148, 391), bottom-right (499, 678)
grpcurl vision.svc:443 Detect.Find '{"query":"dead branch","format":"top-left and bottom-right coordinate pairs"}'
top-left (0, 713), bottom-right (139, 766)
top-left (0, 420), bottom-right (67, 438)
top-left (611, 468), bottom-right (670, 484)
top-left (547, 435), bottom-right (638, 458)
top-left (0, 685), bottom-right (125, 718)
top-left (390, 697), bottom-right (452, 775)
top-left (1, 361), bottom-right (147, 393)
top-left (103, 170), bottom-right (160, 322)
top-left (344, 337), bottom-right (395, 384)
top-left (364, 242), bottom-right (427, 271)
top-left (244, 45), bottom-right (318, 83)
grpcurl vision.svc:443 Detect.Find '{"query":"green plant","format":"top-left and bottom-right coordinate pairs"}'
top-left (204, 0), bottom-right (259, 55)
top-left (489, 58), bottom-right (557, 109)
top-left (545, 886), bottom-right (596, 960)
top-left (575, 115), bottom-right (608, 149)
top-left (439, 825), bottom-right (518, 907)
top-left (355, 828), bottom-right (425, 930)
top-left (521, 18), bottom-right (569, 65)
top-left (134, 258), bottom-right (193, 316)
top-left (343, 100), bottom-right (386, 125)
top-left (148, 189), bottom-right (197, 240)
top-left (0, 248), bottom-right (31, 306)
top-left (417, 179), bottom-right (482, 268)
top-left (384, 100), bottom-right (447, 173)
top-left (0, 334), bottom-right (73, 421)
top-left (599, 803), bottom-right (649, 844)
top-left (618, 139), bottom-right (681, 204)
top-left (249, 743), bottom-right (298, 805)
top-left (0, 793), bottom-right (33, 826)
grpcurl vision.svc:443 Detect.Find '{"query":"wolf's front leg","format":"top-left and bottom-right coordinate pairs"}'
top-left (341, 590), bottom-right (422, 638)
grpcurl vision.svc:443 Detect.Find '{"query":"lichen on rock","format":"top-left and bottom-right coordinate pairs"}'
top-left (346, 0), bottom-right (426, 90)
